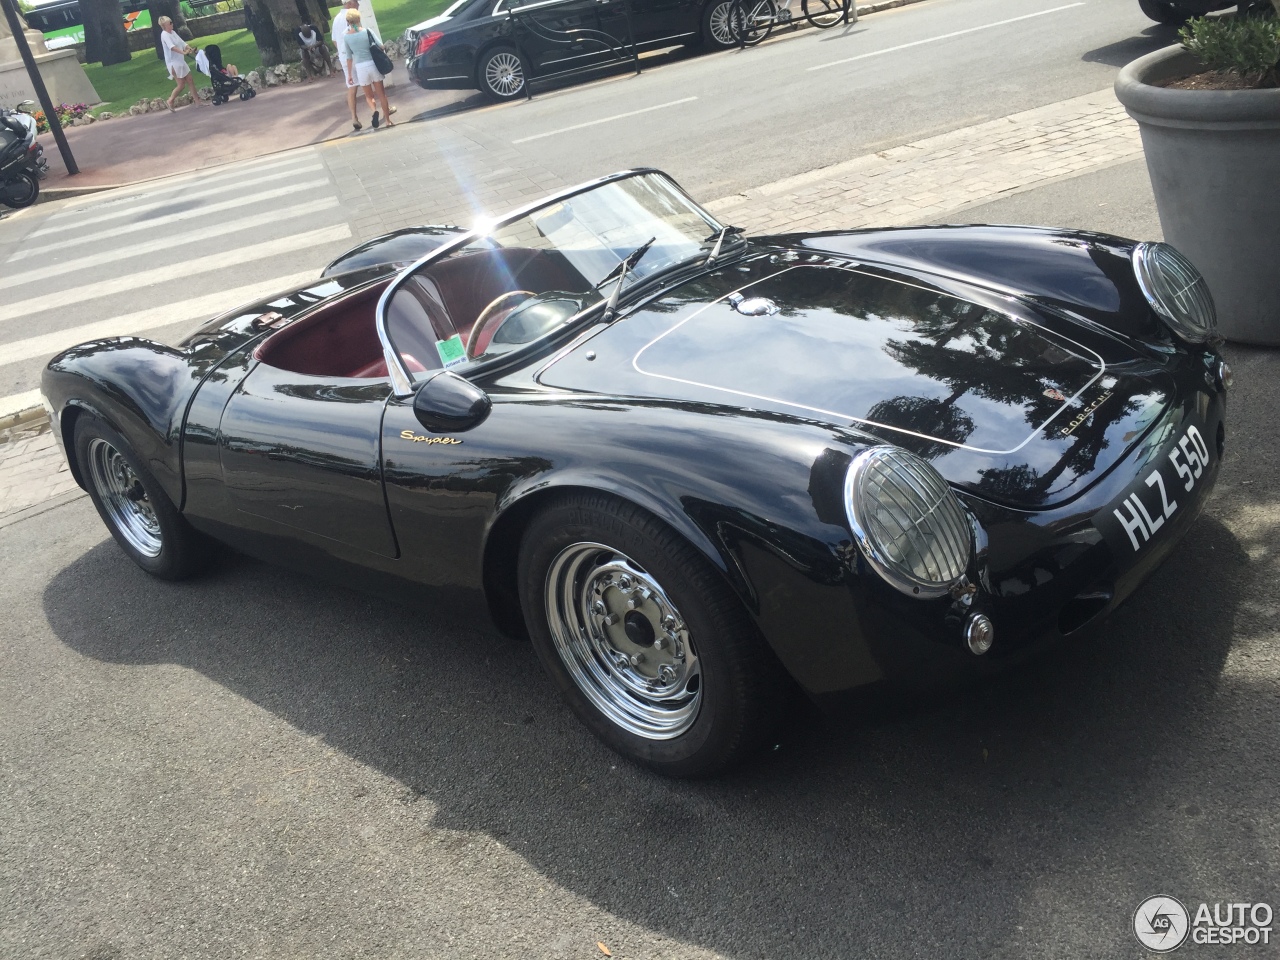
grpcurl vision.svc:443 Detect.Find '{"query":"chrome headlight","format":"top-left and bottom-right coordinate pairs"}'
top-left (1132, 241), bottom-right (1217, 343)
top-left (844, 446), bottom-right (972, 599)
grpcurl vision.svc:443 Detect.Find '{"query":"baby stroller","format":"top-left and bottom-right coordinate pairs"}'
top-left (205, 45), bottom-right (256, 105)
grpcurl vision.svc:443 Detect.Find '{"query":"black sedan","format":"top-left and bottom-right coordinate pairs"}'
top-left (405, 0), bottom-right (738, 101)
top-left (42, 169), bottom-right (1227, 776)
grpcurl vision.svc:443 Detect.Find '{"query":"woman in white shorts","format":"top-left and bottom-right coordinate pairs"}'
top-left (160, 16), bottom-right (204, 112)
top-left (339, 9), bottom-right (394, 130)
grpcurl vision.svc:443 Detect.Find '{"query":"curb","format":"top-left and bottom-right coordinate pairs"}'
top-left (0, 403), bottom-right (47, 434)
top-left (32, 0), bottom-right (932, 203)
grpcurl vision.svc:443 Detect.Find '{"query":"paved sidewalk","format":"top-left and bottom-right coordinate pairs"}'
top-left (0, 419), bottom-right (81, 524)
top-left (705, 88), bottom-right (1142, 232)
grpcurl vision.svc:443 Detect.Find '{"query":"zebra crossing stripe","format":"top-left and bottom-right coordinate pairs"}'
top-left (10, 180), bottom-right (332, 258)
top-left (0, 225), bottom-right (351, 325)
top-left (0, 198), bottom-right (342, 293)
top-left (0, 271), bottom-right (317, 369)
top-left (29, 162), bottom-right (327, 239)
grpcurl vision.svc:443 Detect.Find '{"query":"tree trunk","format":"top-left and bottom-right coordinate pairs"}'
top-left (148, 0), bottom-right (193, 60)
top-left (243, 0), bottom-right (283, 65)
top-left (80, 0), bottom-right (132, 66)
top-left (260, 0), bottom-right (308, 63)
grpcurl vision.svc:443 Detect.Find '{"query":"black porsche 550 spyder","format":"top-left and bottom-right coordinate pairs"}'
top-left (43, 169), bottom-right (1228, 776)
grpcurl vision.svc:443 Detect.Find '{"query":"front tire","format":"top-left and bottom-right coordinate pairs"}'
top-left (75, 415), bottom-right (212, 580)
top-left (518, 493), bottom-right (786, 777)
top-left (1137, 0), bottom-right (1191, 24)
top-left (0, 171), bottom-right (39, 209)
top-left (478, 45), bottom-right (528, 102)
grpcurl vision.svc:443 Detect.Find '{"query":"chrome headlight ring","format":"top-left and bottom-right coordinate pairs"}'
top-left (1132, 241), bottom-right (1218, 344)
top-left (843, 445), bottom-right (974, 599)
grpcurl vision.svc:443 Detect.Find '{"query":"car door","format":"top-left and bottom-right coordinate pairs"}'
top-left (505, 0), bottom-right (620, 74)
top-left (217, 363), bottom-right (399, 560)
top-left (599, 0), bottom-right (700, 49)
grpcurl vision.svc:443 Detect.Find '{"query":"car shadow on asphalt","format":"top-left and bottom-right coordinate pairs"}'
top-left (40, 493), bottom-right (1269, 956)
top-left (1081, 25), bottom-right (1181, 67)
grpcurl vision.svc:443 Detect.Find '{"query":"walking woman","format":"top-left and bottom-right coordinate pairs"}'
top-left (338, 9), bottom-right (394, 130)
top-left (159, 16), bottom-right (204, 112)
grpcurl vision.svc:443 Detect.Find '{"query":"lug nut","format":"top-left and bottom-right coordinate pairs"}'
top-left (603, 613), bottom-right (618, 626)
top-left (658, 664), bottom-right (677, 684)
top-left (629, 653), bottom-right (646, 667)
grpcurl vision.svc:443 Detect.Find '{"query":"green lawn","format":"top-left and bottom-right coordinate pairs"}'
top-left (80, 0), bottom-right (450, 115)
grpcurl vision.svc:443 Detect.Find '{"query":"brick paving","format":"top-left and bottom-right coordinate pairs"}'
top-left (0, 420), bottom-right (82, 522)
top-left (704, 88), bottom-right (1142, 232)
top-left (0, 86), bottom-right (1144, 523)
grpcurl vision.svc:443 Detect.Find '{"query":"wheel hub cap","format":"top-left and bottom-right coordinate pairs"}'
top-left (86, 437), bottom-right (162, 558)
top-left (546, 543), bottom-right (701, 739)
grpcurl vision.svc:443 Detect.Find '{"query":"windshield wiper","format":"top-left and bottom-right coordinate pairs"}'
top-left (594, 236), bottom-right (656, 321)
top-left (704, 225), bottom-right (744, 265)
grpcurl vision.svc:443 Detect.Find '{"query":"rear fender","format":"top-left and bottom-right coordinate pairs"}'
top-left (42, 338), bottom-right (198, 508)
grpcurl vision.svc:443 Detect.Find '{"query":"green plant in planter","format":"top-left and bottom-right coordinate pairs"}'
top-left (1179, 9), bottom-right (1280, 87)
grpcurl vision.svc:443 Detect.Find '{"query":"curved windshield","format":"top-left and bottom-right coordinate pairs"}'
top-left (382, 172), bottom-right (723, 379)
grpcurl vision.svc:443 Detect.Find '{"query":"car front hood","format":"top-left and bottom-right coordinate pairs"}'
top-left (541, 256), bottom-right (1174, 509)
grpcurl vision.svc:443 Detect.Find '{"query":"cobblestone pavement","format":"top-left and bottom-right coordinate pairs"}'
top-left (0, 420), bottom-right (82, 527)
top-left (704, 88), bottom-right (1141, 232)
top-left (0, 86), bottom-right (1141, 523)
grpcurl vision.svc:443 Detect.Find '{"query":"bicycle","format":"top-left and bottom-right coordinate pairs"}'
top-left (728, 0), bottom-right (852, 47)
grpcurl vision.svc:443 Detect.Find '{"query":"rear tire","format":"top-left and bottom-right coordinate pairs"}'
top-left (702, 0), bottom-right (739, 49)
top-left (74, 415), bottom-right (212, 581)
top-left (517, 492), bottom-right (787, 777)
top-left (478, 45), bottom-right (528, 101)
top-left (0, 171), bottom-right (38, 209)
top-left (1137, 0), bottom-right (1191, 24)
top-left (737, 0), bottom-right (777, 46)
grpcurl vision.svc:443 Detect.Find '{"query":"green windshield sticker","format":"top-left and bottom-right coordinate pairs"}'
top-left (436, 334), bottom-right (466, 368)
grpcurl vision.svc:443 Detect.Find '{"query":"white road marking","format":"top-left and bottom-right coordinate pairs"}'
top-left (808, 3), bottom-right (1088, 71)
top-left (10, 179), bottom-right (331, 257)
top-left (0, 198), bottom-right (342, 293)
top-left (0, 271), bottom-right (317, 369)
top-left (0, 225), bottom-right (349, 324)
top-left (40, 151), bottom-right (320, 222)
top-left (28, 162), bottom-right (326, 238)
top-left (512, 97), bottom-right (699, 143)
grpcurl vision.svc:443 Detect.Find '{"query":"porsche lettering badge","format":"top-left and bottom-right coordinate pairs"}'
top-left (1059, 389), bottom-right (1113, 438)
top-left (401, 430), bottom-right (462, 444)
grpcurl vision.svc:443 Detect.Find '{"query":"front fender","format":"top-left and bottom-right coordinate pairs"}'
top-left (777, 224), bottom-right (1170, 346)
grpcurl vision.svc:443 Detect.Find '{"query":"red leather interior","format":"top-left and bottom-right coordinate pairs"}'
top-left (255, 280), bottom-right (393, 378)
top-left (252, 249), bottom-right (587, 380)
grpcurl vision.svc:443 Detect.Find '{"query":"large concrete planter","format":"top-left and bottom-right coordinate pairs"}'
top-left (1115, 45), bottom-right (1280, 345)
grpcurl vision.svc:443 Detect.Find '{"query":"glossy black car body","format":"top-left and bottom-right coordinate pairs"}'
top-left (1137, 0), bottom-right (1256, 24)
top-left (43, 169), bottom-right (1227, 775)
top-left (405, 0), bottom-right (730, 100)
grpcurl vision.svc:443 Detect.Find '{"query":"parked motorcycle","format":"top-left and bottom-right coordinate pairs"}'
top-left (0, 101), bottom-right (49, 209)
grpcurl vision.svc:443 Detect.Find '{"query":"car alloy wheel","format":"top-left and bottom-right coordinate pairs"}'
top-left (86, 436), bottom-right (163, 558)
top-left (706, 0), bottom-right (737, 47)
top-left (483, 50), bottom-right (525, 99)
top-left (545, 541), bottom-right (702, 739)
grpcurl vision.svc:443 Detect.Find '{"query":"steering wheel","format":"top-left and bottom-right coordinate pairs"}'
top-left (467, 290), bottom-right (534, 360)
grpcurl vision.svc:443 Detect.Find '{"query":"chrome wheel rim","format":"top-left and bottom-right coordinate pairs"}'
top-left (485, 52), bottom-right (524, 97)
top-left (709, 1), bottom-right (736, 44)
top-left (545, 542), bottom-right (702, 740)
top-left (86, 438), bottom-right (162, 558)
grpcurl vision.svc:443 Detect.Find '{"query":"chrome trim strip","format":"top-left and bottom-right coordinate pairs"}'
top-left (626, 263), bottom-right (1110, 456)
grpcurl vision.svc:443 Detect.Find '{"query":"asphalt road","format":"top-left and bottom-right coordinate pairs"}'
top-left (3, 158), bottom-right (1280, 959)
top-left (440, 0), bottom-right (1181, 198)
top-left (2, 2), bottom-right (1279, 954)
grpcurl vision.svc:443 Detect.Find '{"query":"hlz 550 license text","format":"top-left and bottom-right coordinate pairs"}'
top-left (1111, 424), bottom-right (1210, 553)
